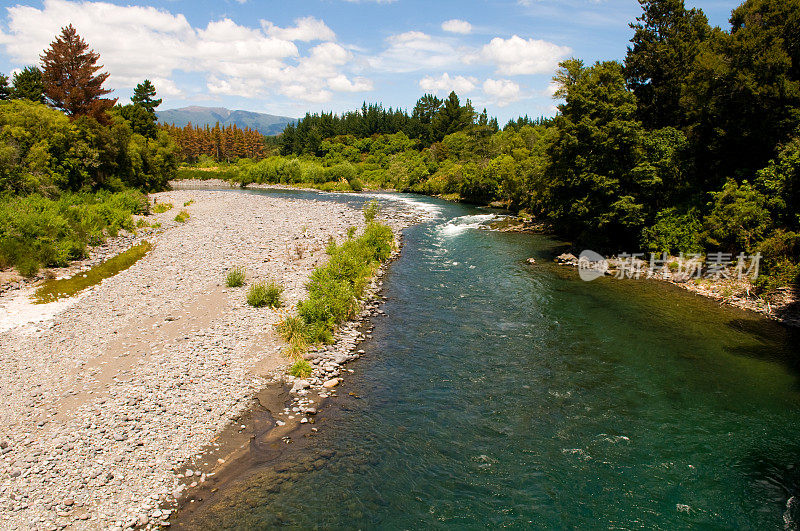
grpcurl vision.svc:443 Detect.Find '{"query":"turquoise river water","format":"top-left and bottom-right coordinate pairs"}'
top-left (184, 189), bottom-right (800, 529)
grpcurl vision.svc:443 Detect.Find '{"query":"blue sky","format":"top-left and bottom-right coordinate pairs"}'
top-left (0, 0), bottom-right (740, 123)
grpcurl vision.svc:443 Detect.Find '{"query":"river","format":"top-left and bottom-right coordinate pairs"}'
top-left (180, 188), bottom-right (800, 529)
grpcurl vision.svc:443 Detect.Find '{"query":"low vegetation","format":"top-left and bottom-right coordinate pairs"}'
top-left (247, 280), bottom-right (284, 308)
top-left (0, 190), bottom-right (149, 276)
top-left (225, 266), bottom-right (246, 288)
top-left (289, 358), bottom-right (313, 378)
top-left (174, 210), bottom-right (190, 223)
top-left (278, 207), bottom-right (394, 363)
top-left (152, 202), bottom-right (173, 213)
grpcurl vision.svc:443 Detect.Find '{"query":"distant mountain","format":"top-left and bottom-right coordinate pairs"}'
top-left (156, 106), bottom-right (295, 136)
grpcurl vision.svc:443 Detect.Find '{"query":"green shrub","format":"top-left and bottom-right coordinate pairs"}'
top-left (226, 266), bottom-right (246, 287)
top-left (153, 202), bottom-right (173, 213)
top-left (363, 200), bottom-right (380, 222)
top-left (289, 359), bottom-right (312, 377)
top-left (0, 191), bottom-right (146, 275)
top-left (183, 199), bottom-right (194, 207)
top-left (247, 280), bottom-right (284, 308)
top-left (174, 210), bottom-right (190, 223)
top-left (291, 220), bottom-right (394, 346)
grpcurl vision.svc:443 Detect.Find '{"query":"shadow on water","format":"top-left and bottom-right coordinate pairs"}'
top-left (724, 318), bottom-right (800, 385)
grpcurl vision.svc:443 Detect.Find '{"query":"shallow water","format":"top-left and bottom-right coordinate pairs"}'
top-left (33, 241), bottom-right (152, 304)
top-left (185, 190), bottom-right (800, 528)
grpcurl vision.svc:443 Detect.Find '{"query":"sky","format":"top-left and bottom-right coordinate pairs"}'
top-left (0, 0), bottom-right (741, 124)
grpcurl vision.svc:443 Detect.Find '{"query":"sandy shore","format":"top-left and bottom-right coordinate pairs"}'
top-left (0, 188), bottom-right (413, 529)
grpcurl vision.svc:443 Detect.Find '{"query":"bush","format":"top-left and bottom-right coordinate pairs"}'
top-left (292, 220), bottom-right (394, 346)
top-left (226, 266), bottom-right (246, 287)
top-left (174, 210), bottom-right (190, 223)
top-left (289, 359), bottom-right (312, 377)
top-left (363, 200), bottom-right (380, 222)
top-left (153, 202), bottom-right (173, 213)
top-left (247, 280), bottom-right (284, 308)
top-left (0, 191), bottom-right (146, 275)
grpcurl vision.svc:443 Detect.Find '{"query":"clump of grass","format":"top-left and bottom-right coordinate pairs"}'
top-left (289, 359), bottom-right (312, 378)
top-left (174, 210), bottom-right (190, 223)
top-left (226, 266), bottom-right (246, 287)
top-left (277, 315), bottom-right (306, 343)
top-left (183, 199), bottom-right (195, 207)
top-left (247, 280), bottom-right (284, 308)
top-left (283, 336), bottom-right (308, 359)
top-left (363, 199), bottom-right (380, 222)
top-left (153, 202), bottom-right (173, 213)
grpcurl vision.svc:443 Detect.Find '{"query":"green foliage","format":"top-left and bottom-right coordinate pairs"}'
top-left (753, 230), bottom-right (800, 293)
top-left (225, 266), bottom-right (246, 287)
top-left (173, 209), bottom-right (190, 223)
top-left (0, 99), bottom-right (177, 195)
top-left (0, 74), bottom-right (10, 101)
top-left (10, 66), bottom-right (45, 103)
top-left (702, 180), bottom-right (771, 253)
top-left (363, 200), bottom-right (379, 222)
top-left (152, 202), bottom-right (173, 213)
top-left (247, 280), bottom-right (284, 308)
top-left (289, 359), bottom-right (312, 377)
top-left (0, 190), bottom-right (146, 274)
top-left (641, 207), bottom-right (703, 255)
top-left (290, 221), bottom-right (394, 347)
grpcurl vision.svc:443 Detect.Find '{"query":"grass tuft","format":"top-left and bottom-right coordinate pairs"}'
top-left (174, 210), bottom-right (190, 223)
top-left (226, 266), bottom-right (246, 287)
top-left (247, 280), bottom-right (284, 308)
top-left (153, 202), bottom-right (173, 213)
top-left (183, 199), bottom-right (195, 207)
top-left (289, 359), bottom-right (312, 378)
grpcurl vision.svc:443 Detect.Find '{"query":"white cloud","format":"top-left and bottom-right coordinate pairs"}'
top-left (369, 31), bottom-right (463, 73)
top-left (441, 19), bottom-right (472, 34)
top-left (261, 16), bottom-right (336, 42)
top-left (0, 0), bottom-right (371, 103)
top-left (478, 35), bottom-right (570, 75)
top-left (328, 74), bottom-right (374, 92)
top-left (419, 73), bottom-right (477, 94)
top-left (482, 78), bottom-right (522, 107)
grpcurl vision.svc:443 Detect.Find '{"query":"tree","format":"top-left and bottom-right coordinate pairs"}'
top-left (131, 79), bottom-right (161, 114)
top-left (10, 66), bottom-right (45, 103)
top-left (40, 24), bottom-right (117, 122)
top-left (0, 74), bottom-right (9, 100)
top-left (0, 74), bottom-right (11, 101)
top-left (625, 0), bottom-right (712, 129)
top-left (431, 91), bottom-right (475, 142)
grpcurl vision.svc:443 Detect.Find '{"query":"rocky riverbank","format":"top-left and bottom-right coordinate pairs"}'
top-left (0, 188), bottom-right (418, 530)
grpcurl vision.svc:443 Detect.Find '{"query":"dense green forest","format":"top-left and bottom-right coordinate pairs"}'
top-left (0, 26), bottom-right (179, 275)
top-left (202, 0), bottom-right (797, 293)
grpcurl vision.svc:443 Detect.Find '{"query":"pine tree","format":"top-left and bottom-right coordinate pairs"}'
top-left (131, 80), bottom-right (162, 115)
top-left (0, 74), bottom-right (10, 100)
top-left (40, 24), bottom-right (117, 122)
top-left (10, 66), bottom-right (45, 103)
